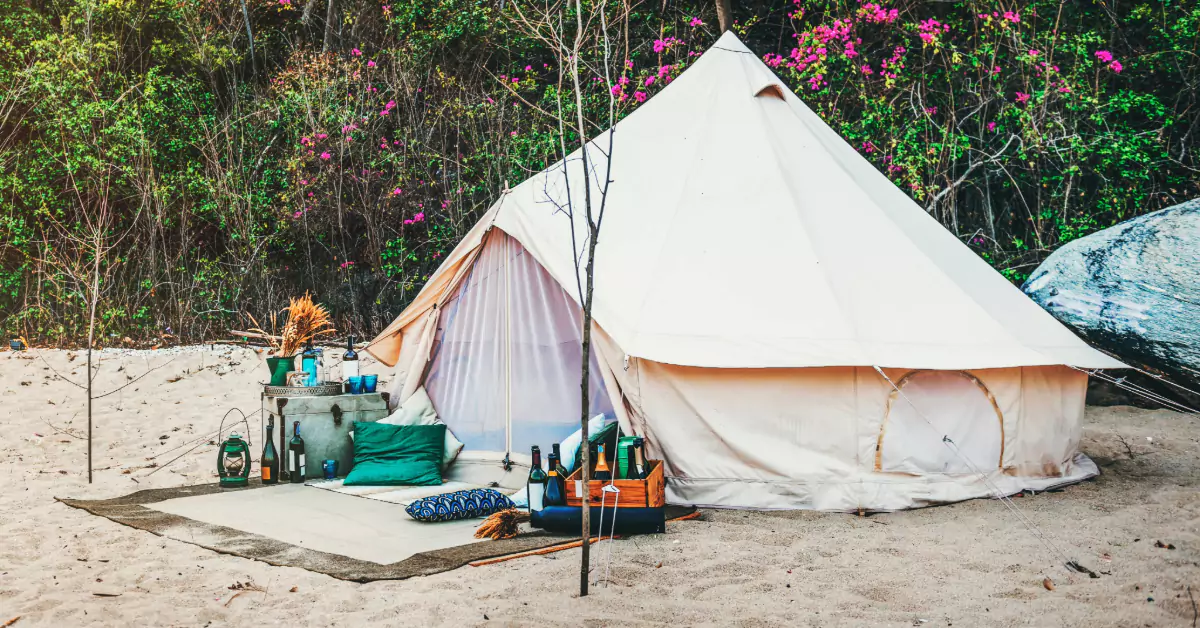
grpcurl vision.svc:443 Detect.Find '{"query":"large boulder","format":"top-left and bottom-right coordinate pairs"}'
top-left (1023, 199), bottom-right (1200, 387)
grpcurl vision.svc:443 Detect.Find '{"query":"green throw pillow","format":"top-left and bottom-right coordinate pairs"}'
top-left (344, 421), bottom-right (446, 486)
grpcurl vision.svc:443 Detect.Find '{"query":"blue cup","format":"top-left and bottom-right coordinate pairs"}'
top-left (348, 375), bottom-right (364, 394)
top-left (363, 374), bottom-right (378, 393)
top-left (322, 459), bottom-right (338, 480)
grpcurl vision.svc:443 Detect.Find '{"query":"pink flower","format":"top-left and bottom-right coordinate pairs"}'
top-left (1109, 61), bottom-right (1123, 73)
top-left (689, 17), bottom-right (703, 26)
top-left (300, 136), bottom-right (311, 145)
top-left (510, 131), bottom-right (518, 137)
top-left (279, 0), bottom-right (290, 5)
top-left (860, 64), bottom-right (873, 75)
top-left (351, 48), bottom-right (362, 56)
top-left (525, 65), bottom-right (532, 71)
top-left (320, 151), bottom-right (331, 159)
top-left (1028, 49), bottom-right (1040, 57)
top-left (367, 60), bottom-right (376, 68)
top-left (392, 188), bottom-right (402, 195)
top-left (644, 76), bottom-right (655, 87)
top-left (1002, 11), bottom-right (1020, 23)
top-left (658, 65), bottom-right (672, 78)
top-left (512, 77), bottom-right (519, 84)
top-left (652, 38), bottom-right (679, 53)
top-left (316, 133), bottom-right (327, 140)
top-left (300, 179), bottom-right (308, 185)
top-left (924, 106), bottom-right (937, 115)
top-left (1094, 50), bottom-right (1113, 63)
top-left (610, 85), bottom-right (623, 97)
top-left (987, 121), bottom-right (996, 132)
top-left (625, 59), bottom-right (633, 70)
top-left (1015, 92), bottom-right (1030, 104)
top-left (633, 91), bottom-right (648, 103)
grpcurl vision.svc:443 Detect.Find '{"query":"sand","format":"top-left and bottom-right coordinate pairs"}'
top-left (1, 346), bottom-right (1197, 627)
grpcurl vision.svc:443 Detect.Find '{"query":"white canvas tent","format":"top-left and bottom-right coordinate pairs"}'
top-left (368, 32), bottom-right (1126, 511)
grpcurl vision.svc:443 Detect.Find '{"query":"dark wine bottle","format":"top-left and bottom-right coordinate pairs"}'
top-left (544, 453), bottom-right (566, 506)
top-left (288, 421), bottom-right (306, 483)
top-left (551, 442), bottom-right (569, 477)
top-left (594, 444), bottom-right (612, 481)
top-left (342, 335), bottom-right (359, 392)
top-left (527, 446), bottom-right (547, 511)
top-left (261, 418), bottom-right (279, 485)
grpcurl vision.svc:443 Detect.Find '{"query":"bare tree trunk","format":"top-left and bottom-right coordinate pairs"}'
top-left (715, 0), bottom-right (733, 32)
top-left (323, 0), bottom-right (336, 53)
top-left (301, 0), bottom-right (318, 25)
top-left (241, 0), bottom-right (255, 75)
top-left (570, 0), bottom-right (593, 597)
top-left (86, 230), bottom-right (101, 484)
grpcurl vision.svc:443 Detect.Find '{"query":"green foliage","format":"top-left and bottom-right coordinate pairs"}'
top-left (0, 0), bottom-right (1196, 343)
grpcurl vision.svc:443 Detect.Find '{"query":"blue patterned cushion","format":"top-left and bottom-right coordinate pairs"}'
top-left (405, 488), bottom-right (515, 522)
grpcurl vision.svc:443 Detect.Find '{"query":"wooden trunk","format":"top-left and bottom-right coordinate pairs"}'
top-left (564, 459), bottom-right (665, 508)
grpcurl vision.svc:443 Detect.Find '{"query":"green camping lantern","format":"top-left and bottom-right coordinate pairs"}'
top-left (217, 433), bottom-right (252, 488)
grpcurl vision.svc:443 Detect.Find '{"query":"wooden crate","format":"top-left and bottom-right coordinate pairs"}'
top-left (564, 460), bottom-right (665, 508)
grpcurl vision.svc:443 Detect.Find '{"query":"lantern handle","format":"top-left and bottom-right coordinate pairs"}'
top-left (217, 407), bottom-right (253, 451)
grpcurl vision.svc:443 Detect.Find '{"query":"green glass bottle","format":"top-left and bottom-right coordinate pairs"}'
top-left (552, 443), bottom-right (569, 477)
top-left (527, 446), bottom-right (547, 511)
top-left (288, 421), bottom-right (306, 483)
top-left (261, 418), bottom-right (279, 485)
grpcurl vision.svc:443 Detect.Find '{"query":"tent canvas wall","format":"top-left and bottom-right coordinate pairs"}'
top-left (368, 32), bottom-right (1125, 511)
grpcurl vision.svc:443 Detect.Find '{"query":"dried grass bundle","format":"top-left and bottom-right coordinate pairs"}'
top-left (475, 508), bottom-right (530, 540)
top-left (246, 292), bottom-right (336, 356)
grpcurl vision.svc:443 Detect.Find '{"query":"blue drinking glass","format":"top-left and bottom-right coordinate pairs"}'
top-left (363, 374), bottom-right (378, 393)
top-left (348, 375), bottom-right (364, 394)
top-left (322, 459), bottom-right (338, 480)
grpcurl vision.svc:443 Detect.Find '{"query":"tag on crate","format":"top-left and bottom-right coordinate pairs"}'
top-left (574, 480), bottom-right (584, 498)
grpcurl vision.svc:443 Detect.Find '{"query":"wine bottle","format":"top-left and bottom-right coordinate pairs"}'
top-left (632, 437), bottom-right (647, 479)
top-left (342, 335), bottom-right (359, 392)
top-left (551, 443), bottom-right (569, 477)
top-left (261, 418), bottom-right (279, 485)
top-left (527, 446), bottom-right (547, 511)
top-left (594, 444), bottom-right (612, 481)
top-left (544, 453), bottom-right (566, 506)
top-left (288, 421), bottom-right (306, 483)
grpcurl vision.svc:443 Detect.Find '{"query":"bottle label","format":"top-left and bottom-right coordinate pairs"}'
top-left (528, 483), bottom-right (545, 511)
top-left (298, 454), bottom-right (306, 479)
top-left (262, 467), bottom-right (271, 481)
top-left (342, 361), bottom-right (360, 380)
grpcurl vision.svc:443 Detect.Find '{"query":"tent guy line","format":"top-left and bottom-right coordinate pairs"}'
top-left (873, 366), bottom-right (1091, 578)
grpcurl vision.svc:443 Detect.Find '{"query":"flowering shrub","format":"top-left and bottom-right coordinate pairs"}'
top-left (0, 0), bottom-right (1195, 341)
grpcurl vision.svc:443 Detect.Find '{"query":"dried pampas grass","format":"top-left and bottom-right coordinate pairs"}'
top-left (246, 292), bottom-right (336, 356)
top-left (475, 508), bottom-right (530, 540)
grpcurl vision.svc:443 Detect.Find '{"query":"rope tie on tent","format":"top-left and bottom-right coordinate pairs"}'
top-left (872, 366), bottom-right (1097, 578)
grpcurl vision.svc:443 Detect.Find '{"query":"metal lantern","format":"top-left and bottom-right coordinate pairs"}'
top-left (217, 433), bottom-right (251, 488)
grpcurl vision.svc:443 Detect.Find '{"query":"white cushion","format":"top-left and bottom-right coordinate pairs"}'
top-left (380, 387), bottom-right (464, 469)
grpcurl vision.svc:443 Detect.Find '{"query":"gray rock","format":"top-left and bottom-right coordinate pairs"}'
top-left (1023, 199), bottom-right (1200, 385)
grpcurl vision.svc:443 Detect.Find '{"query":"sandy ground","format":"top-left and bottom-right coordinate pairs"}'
top-left (0, 347), bottom-right (1197, 627)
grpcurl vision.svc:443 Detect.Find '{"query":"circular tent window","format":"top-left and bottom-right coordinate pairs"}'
top-left (876, 370), bottom-right (1004, 475)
